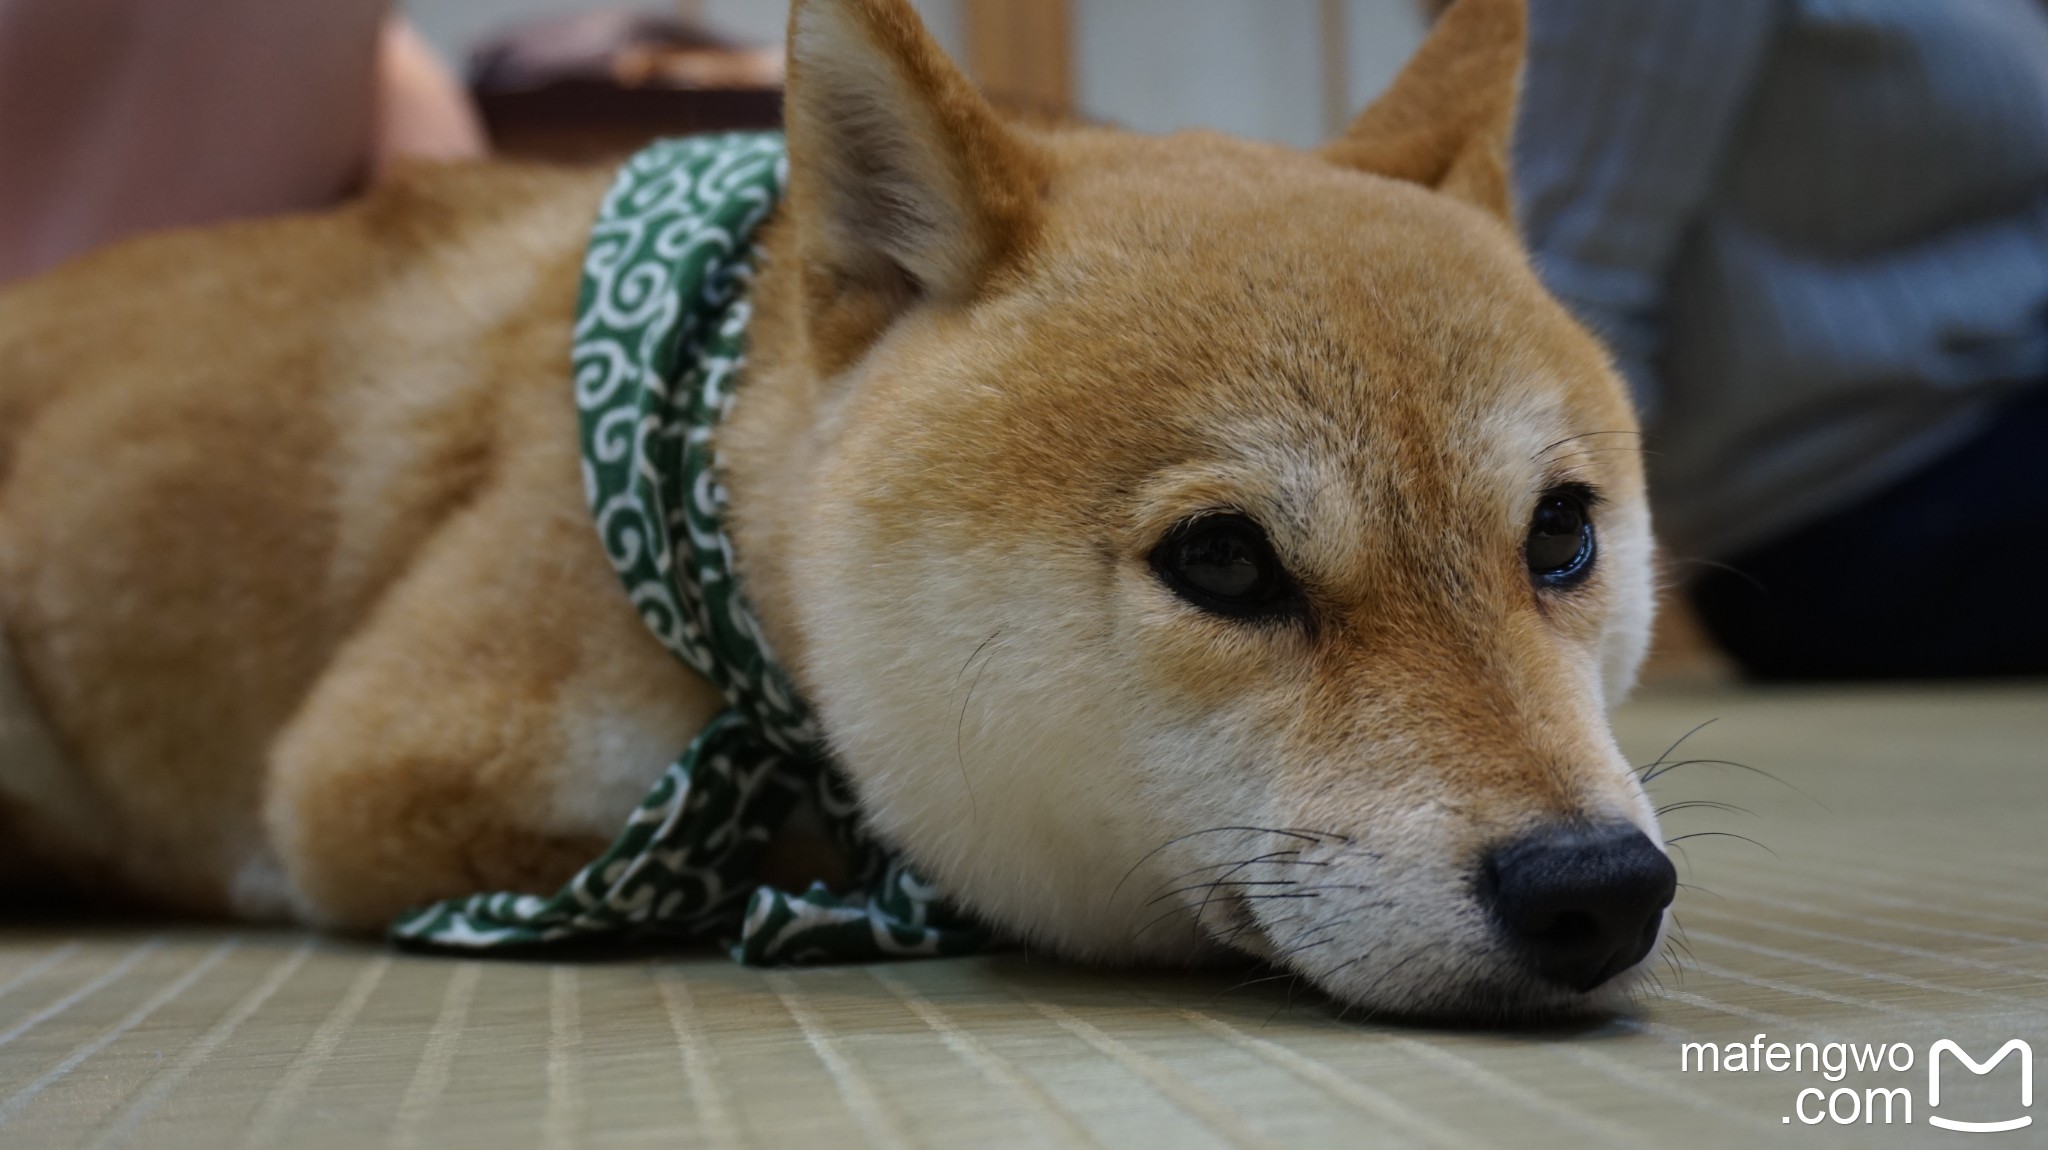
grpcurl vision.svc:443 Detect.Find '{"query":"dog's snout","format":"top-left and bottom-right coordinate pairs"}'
top-left (1480, 823), bottom-right (1677, 992)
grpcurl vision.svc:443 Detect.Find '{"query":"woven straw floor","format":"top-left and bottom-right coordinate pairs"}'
top-left (2, 683), bottom-right (2044, 1148)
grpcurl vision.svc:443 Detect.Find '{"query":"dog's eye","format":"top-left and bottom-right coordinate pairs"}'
top-left (1526, 486), bottom-right (1597, 588)
top-left (1151, 514), bottom-right (1298, 620)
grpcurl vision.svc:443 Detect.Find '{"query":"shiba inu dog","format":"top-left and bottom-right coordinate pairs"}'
top-left (0, 0), bottom-right (1672, 1018)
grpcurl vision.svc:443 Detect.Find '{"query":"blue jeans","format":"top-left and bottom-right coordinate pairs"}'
top-left (1691, 385), bottom-right (2048, 680)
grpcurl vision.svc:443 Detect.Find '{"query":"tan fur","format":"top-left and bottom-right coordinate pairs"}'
top-left (0, 166), bottom-right (720, 920)
top-left (1323, 0), bottom-right (1525, 220)
top-left (0, 0), bottom-right (1661, 1016)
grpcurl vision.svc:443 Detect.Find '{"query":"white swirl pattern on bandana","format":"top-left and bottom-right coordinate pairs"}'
top-left (390, 134), bottom-right (991, 963)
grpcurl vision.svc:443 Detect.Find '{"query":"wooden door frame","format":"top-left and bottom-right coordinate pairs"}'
top-left (962, 0), bottom-right (1073, 119)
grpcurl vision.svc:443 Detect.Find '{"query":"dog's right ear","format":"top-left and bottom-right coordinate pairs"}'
top-left (783, 0), bottom-right (1046, 374)
top-left (1320, 0), bottom-right (1524, 223)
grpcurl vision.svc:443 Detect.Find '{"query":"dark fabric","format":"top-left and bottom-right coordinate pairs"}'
top-left (1517, 0), bottom-right (2048, 559)
top-left (1691, 385), bottom-right (2048, 680)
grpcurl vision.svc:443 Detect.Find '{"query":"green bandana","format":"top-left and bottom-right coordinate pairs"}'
top-left (391, 133), bottom-right (992, 964)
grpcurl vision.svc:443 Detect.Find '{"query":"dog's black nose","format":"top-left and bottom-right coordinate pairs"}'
top-left (1481, 823), bottom-right (1676, 992)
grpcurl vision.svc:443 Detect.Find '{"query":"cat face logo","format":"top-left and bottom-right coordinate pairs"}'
top-left (1929, 1040), bottom-right (2033, 1134)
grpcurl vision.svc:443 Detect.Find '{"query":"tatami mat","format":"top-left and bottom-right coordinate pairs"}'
top-left (3, 684), bottom-right (2045, 1148)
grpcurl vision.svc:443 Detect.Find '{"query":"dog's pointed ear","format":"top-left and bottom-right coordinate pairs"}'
top-left (1319, 0), bottom-right (1524, 223)
top-left (784, 0), bottom-right (1045, 369)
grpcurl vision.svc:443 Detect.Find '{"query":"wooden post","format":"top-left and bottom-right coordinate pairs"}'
top-left (962, 0), bottom-right (1073, 119)
top-left (1320, 0), bottom-right (1351, 136)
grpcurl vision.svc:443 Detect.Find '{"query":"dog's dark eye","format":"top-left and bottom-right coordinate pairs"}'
top-left (1151, 514), bottom-right (1298, 620)
top-left (1526, 487), bottom-right (1597, 587)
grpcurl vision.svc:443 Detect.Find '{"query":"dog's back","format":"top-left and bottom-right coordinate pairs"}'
top-left (0, 163), bottom-right (622, 911)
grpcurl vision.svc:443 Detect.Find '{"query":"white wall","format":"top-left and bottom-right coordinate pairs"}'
top-left (403, 0), bottom-right (1424, 147)
top-left (1075, 0), bottom-right (1424, 148)
top-left (1342, 0), bottom-right (1429, 122)
top-left (1076, 0), bottom-right (1319, 147)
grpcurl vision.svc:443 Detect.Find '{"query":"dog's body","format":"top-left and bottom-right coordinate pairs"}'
top-left (0, 162), bottom-right (706, 920)
top-left (0, 0), bottom-right (1669, 1017)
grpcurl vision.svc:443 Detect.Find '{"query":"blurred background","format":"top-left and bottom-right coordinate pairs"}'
top-left (403, 0), bottom-right (1425, 151)
top-left (0, 0), bottom-right (1427, 278)
top-left (2, 0), bottom-right (2044, 684)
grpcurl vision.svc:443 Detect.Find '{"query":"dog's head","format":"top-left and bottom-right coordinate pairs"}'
top-left (772, 0), bottom-right (1668, 1019)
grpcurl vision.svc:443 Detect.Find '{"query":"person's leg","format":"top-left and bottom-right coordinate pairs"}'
top-left (369, 16), bottom-right (489, 184)
top-left (1691, 385), bottom-right (2048, 679)
top-left (0, 1), bottom-right (483, 286)
top-left (0, 0), bottom-right (384, 282)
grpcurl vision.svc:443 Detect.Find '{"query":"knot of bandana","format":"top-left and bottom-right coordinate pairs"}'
top-left (390, 133), bottom-right (992, 964)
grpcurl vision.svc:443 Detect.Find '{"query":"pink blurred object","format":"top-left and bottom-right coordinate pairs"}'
top-left (372, 15), bottom-right (490, 182)
top-left (0, 0), bottom-right (385, 283)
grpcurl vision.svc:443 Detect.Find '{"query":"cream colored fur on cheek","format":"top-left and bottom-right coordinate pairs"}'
top-left (790, 480), bottom-right (1292, 964)
top-left (1595, 496), bottom-right (1658, 711)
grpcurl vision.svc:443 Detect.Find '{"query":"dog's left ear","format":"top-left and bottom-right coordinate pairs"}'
top-left (783, 0), bottom-right (1047, 373)
top-left (1320, 0), bottom-right (1524, 223)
